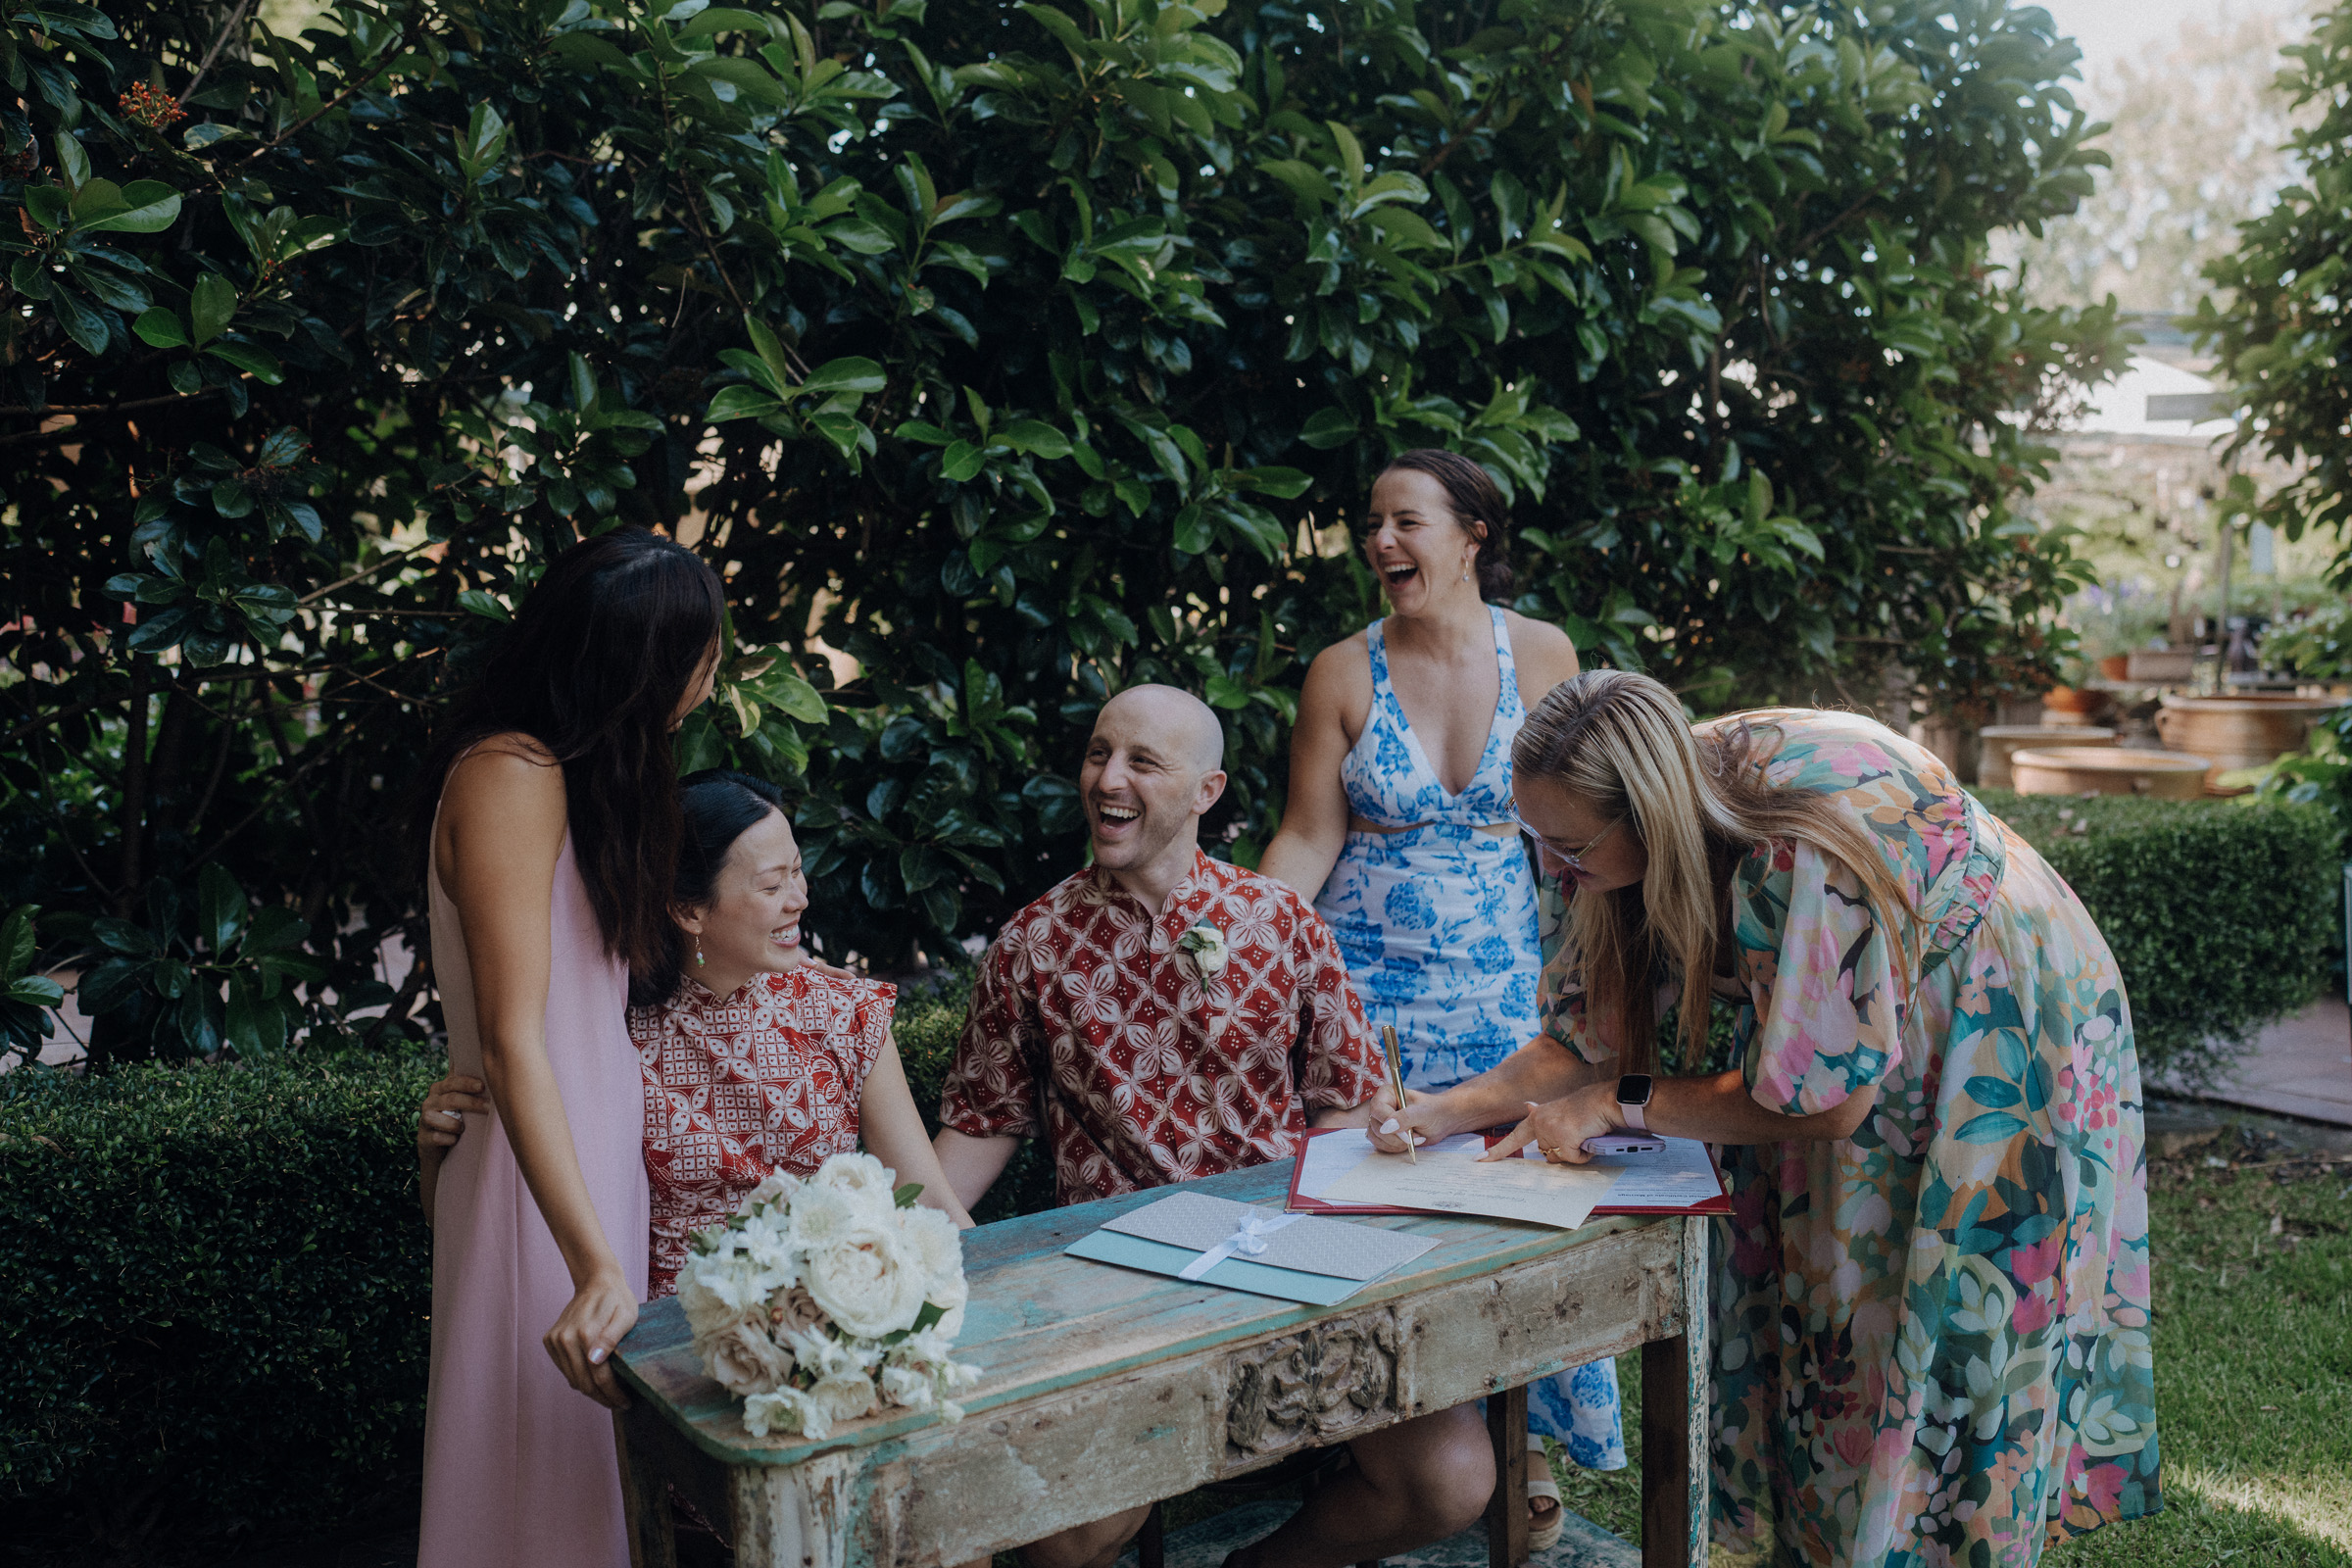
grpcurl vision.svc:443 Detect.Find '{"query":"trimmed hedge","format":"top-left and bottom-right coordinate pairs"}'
top-left (0, 1050), bottom-right (440, 1557)
top-left (0, 1000), bottom-right (1061, 1563)
top-left (1979, 790), bottom-right (2339, 1087)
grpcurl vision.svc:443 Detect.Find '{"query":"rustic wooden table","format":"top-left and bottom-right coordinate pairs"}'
top-left (612, 1162), bottom-right (1710, 1568)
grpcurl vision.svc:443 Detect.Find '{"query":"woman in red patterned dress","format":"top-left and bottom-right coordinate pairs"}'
top-left (418, 769), bottom-right (972, 1298)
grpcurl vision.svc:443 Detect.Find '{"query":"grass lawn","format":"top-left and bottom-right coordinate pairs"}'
top-left (1543, 1129), bottom-right (2352, 1566)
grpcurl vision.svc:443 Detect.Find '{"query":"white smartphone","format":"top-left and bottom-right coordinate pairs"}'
top-left (1579, 1134), bottom-right (1668, 1156)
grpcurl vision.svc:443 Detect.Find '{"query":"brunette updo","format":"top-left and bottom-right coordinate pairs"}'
top-left (1379, 449), bottom-right (1514, 602)
top-left (630, 768), bottom-right (789, 1006)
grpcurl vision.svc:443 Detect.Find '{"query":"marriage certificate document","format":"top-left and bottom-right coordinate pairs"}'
top-left (1316, 1142), bottom-right (1620, 1229)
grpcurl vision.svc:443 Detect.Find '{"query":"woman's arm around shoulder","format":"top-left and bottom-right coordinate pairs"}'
top-left (1501, 611), bottom-right (1580, 710)
top-left (1257, 633), bottom-right (1374, 901)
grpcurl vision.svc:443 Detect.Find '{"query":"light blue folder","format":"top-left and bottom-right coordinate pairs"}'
top-left (1063, 1230), bottom-right (1372, 1306)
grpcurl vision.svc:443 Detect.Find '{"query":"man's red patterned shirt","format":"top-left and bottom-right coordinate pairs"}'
top-left (632, 968), bottom-right (896, 1298)
top-left (941, 852), bottom-right (1383, 1203)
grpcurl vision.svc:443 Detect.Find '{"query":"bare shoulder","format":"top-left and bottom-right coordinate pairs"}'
top-left (434, 732), bottom-right (566, 874)
top-left (1299, 629), bottom-right (1373, 712)
top-left (1502, 611), bottom-right (1581, 700)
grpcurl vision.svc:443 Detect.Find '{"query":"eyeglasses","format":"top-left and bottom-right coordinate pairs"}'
top-left (1512, 810), bottom-right (1624, 873)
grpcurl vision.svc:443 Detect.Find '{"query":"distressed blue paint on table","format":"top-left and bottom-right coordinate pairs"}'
top-left (612, 1162), bottom-right (1709, 1568)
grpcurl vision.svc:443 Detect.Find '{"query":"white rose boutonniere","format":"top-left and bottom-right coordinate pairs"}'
top-left (1176, 921), bottom-right (1227, 979)
top-left (1176, 921), bottom-right (1231, 1045)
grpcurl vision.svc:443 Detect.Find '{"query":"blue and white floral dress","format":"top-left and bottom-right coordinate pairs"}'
top-left (1313, 607), bottom-right (1626, 1469)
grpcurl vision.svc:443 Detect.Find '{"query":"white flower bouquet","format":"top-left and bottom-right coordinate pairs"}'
top-left (677, 1152), bottom-right (981, 1441)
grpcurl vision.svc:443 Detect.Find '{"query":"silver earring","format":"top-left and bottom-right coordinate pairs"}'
top-left (1461, 559), bottom-right (1473, 583)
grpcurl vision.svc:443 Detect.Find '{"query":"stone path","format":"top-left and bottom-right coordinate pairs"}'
top-left (2154, 996), bottom-right (2352, 1127)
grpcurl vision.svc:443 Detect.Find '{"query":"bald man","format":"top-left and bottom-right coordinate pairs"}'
top-left (933, 687), bottom-right (1494, 1568)
top-left (935, 684), bottom-right (1388, 1204)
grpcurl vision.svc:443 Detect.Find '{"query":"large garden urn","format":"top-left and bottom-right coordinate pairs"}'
top-left (2010, 747), bottom-right (2210, 800)
top-left (2152, 694), bottom-right (2344, 774)
top-left (1979, 726), bottom-right (2113, 790)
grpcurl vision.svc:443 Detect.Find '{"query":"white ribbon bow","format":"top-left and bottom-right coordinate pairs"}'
top-left (1176, 1210), bottom-right (1302, 1281)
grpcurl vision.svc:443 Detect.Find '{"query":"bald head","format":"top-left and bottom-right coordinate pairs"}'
top-left (1080, 684), bottom-right (1229, 897)
top-left (1096, 683), bottom-right (1225, 771)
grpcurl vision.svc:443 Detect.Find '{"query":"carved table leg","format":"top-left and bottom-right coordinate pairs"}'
top-left (614, 1406), bottom-right (679, 1568)
top-left (1485, 1382), bottom-right (1530, 1568)
top-left (733, 1449), bottom-right (861, 1568)
top-left (1641, 1216), bottom-right (1712, 1568)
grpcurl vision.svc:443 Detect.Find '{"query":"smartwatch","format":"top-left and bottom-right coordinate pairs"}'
top-left (1615, 1073), bottom-right (1654, 1132)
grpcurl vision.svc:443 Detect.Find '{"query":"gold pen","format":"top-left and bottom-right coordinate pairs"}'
top-left (1380, 1024), bottom-right (1417, 1164)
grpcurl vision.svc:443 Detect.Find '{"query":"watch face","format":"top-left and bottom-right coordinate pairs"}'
top-left (1617, 1073), bottom-right (1654, 1104)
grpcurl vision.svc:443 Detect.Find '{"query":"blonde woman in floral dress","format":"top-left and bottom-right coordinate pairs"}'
top-left (1373, 671), bottom-right (2158, 1567)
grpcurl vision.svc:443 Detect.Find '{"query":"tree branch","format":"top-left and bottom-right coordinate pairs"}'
top-left (178, 0), bottom-right (259, 107)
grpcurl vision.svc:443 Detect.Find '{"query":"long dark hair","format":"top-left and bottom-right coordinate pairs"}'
top-left (633, 769), bottom-right (788, 1006)
top-left (419, 528), bottom-right (725, 977)
top-left (1380, 448), bottom-right (1515, 602)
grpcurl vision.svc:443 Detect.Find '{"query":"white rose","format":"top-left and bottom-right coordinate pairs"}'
top-left (803, 1222), bottom-right (929, 1339)
top-left (1177, 922), bottom-right (1227, 977)
top-left (810, 1152), bottom-right (899, 1213)
top-left (743, 1385), bottom-right (821, 1440)
top-left (678, 1268), bottom-right (738, 1338)
top-left (808, 1368), bottom-right (877, 1429)
top-left (696, 1319), bottom-right (795, 1397)
top-left (898, 1206), bottom-right (968, 1304)
top-left (768, 1284), bottom-right (828, 1338)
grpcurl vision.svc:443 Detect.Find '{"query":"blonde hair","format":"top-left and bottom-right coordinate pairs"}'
top-left (1512, 670), bottom-right (1921, 1073)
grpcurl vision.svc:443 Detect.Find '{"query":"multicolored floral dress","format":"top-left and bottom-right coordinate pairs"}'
top-left (1541, 710), bottom-right (2158, 1566)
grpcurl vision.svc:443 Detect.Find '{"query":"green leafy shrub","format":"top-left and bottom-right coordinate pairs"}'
top-left (894, 980), bottom-right (1055, 1223)
top-left (1980, 790), bottom-right (2338, 1087)
top-left (0, 1049), bottom-right (440, 1558)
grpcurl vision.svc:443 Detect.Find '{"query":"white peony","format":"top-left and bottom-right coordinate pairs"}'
top-left (809, 1152), bottom-right (899, 1214)
top-left (899, 1205), bottom-right (966, 1296)
top-left (696, 1318), bottom-right (796, 1397)
top-left (804, 1222), bottom-right (929, 1339)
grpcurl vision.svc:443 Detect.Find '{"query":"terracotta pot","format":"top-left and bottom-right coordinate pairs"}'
top-left (2039, 687), bottom-right (2112, 726)
top-left (1979, 726), bottom-right (2113, 790)
top-left (2010, 747), bottom-right (2210, 800)
top-left (2152, 694), bottom-right (2345, 774)
top-left (2098, 654), bottom-right (2132, 681)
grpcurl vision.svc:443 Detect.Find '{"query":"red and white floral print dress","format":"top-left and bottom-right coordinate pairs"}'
top-left (632, 967), bottom-right (895, 1299)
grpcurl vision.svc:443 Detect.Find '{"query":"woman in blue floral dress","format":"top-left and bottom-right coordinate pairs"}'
top-left (1261, 450), bottom-right (1620, 1536)
top-left (1375, 671), bottom-right (2160, 1567)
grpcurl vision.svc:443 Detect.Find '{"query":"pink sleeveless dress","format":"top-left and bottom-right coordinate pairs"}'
top-left (417, 821), bottom-right (649, 1568)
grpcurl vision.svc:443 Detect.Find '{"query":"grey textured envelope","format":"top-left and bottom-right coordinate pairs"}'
top-left (1102, 1191), bottom-right (1439, 1281)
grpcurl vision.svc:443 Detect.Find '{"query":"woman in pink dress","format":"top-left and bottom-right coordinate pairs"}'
top-left (415, 526), bottom-right (725, 1568)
